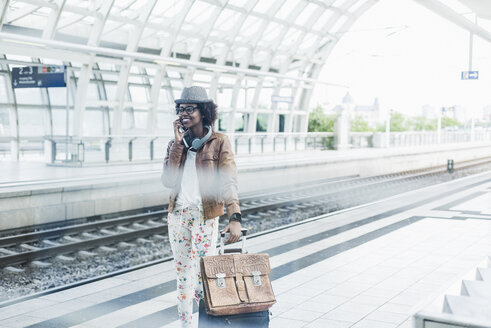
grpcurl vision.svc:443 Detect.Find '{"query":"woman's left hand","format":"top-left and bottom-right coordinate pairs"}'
top-left (223, 221), bottom-right (241, 244)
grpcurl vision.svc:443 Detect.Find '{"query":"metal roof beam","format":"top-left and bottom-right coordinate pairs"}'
top-left (0, 0), bottom-right (9, 30)
top-left (0, 31), bottom-right (335, 85)
top-left (413, 0), bottom-right (491, 43)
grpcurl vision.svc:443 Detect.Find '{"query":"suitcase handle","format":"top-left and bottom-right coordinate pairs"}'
top-left (219, 228), bottom-right (248, 255)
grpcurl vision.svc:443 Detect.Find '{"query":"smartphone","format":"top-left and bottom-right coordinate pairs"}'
top-left (178, 119), bottom-right (186, 133)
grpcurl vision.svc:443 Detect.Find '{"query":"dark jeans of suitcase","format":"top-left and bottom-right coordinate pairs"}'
top-left (198, 300), bottom-right (270, 327)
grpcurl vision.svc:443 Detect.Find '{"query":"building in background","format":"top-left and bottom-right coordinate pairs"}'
top-left (330, 92), bottom-right (382, 128)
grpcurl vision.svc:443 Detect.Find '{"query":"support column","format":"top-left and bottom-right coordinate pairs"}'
top-left (8, 106), bottom-right (19, 161)
top-left (73, 62), bottom-right (92, 138)
top-left (113, 61), bottom-right (131, 136)
top-left (437, 108), bottom-right (441, 145)
top-left (147, 66), bottom-right (163, 135)
top-left (334, 109), bottom-right (350, 150)
top-left (228, 74), bottom-right (245, 133)
top-left (247, 79), bottom-right (264, 133)
top-left (4, 65), bottom-right (19, 161)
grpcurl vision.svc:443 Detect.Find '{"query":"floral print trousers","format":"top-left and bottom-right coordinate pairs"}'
top-left (168, 204), bottom-right (218, 328)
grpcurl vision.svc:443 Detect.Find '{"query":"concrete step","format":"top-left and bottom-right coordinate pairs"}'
top-left (476, 267), bottom-right (491, 282)
top-left (443, 295), bottom-right (491, 321)
top-left (415, 254), bottom-right (491, 327)
top-left (461, 280), bottom-right (491, 299)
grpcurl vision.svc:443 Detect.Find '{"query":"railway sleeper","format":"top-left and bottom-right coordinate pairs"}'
top-left (56, 254), bottom-right (75, 262)
top-left (20, 243), bottom-right (41, 251)
top-left (31, 260), bottom-right (51, 268)
top-left (43, 240), bottom-right (60, 247)
top-left (82, 232), bottom-right (99, 239)
top-left (118, 241), bottom-right (136, 248)
top-left (117, 226), bottom-right (134, 232)
top-left (98, 246), bottom-right (117, 253)
top-left (100, 229), bottom-right (117, 235)
top-left (3, 266), bottom-right (24, 273)
top-left (78, 250), bottom-right (97, 258)
top-left (146, 220), bottom-right (160, 226)
top-left (133, 223), bottom-right (149, 229)
top-left (0, 247), bottom-right (18, 255)
top-left (64, 236), bottom-right (82, 243)
top-left (137, 238), bottom-right (152, 244)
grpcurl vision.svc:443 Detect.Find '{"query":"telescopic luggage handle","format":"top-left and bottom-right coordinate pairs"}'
top-left (219, 228), bottom-right (248, 254)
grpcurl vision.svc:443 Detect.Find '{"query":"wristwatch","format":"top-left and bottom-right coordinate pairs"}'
top-left (230, 213), bottom-right (242, 224)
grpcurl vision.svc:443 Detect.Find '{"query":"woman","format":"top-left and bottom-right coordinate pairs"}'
top-left (162, 86), bottom-right (242, 327)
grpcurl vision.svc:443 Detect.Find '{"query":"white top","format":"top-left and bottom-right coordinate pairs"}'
top-left (176, 150), bottom-right (201, 207)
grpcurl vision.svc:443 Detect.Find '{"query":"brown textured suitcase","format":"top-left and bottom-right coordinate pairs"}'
top-left (200, 229), bottom-right (276, 316)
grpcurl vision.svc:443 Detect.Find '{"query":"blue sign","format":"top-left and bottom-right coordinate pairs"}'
top-left (11, 65), bottom-right (66, 88)
top-left (461, 71), bottom-right (478, 80)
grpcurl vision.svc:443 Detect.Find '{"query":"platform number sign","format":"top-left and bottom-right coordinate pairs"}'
top-left (11, 65), bottom-right (66, 88)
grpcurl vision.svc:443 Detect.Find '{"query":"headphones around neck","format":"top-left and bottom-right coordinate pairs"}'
top-left (182, 126), bottom-right (212, 151)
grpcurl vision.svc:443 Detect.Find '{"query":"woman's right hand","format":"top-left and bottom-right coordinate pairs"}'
top-left (173, 118), bottom-right (185, 143)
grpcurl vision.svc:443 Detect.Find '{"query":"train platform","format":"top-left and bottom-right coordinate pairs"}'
top-left (0, 169), bottom-right (490, 327)
top-left (1, 142), bottom-right (491, 185)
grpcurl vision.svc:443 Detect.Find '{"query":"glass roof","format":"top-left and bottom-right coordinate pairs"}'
top-left (0, 0), bottom-right (377, 136)
top-left (2, 0), bottom-right (369, 73)
top-left (2, 0), bottom-right (491, 139)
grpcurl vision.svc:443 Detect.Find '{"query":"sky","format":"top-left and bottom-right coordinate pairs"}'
top-left (312, 0), bottom-right (491, 120)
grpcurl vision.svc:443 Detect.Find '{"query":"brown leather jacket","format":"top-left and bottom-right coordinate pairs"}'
top-left (161, 131), bottom-right (241, 220)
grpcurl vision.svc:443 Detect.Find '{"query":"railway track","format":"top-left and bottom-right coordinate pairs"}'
top-left (0, 158), bottom-right (491, 305)
top-left (1, 157), bottom-right (490, 272)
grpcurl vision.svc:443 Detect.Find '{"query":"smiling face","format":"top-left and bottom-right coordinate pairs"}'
top-left (178, 103), bottom-right (202, 129)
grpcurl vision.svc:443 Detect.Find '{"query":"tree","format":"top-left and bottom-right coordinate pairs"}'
top-left (350, 115), bottom-right (373, 132)
top-left (375, 112), bottom-right (415, 132)
top-left (389, 112), bottom-right (407, 132)
top-left (308, 106), bottom-right (337, 132)
top-left (408, 116), bottom-right (437, 131)
top-left (441, 117), bottom-right (461, 128)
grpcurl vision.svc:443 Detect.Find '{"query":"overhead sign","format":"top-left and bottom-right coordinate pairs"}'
top-left (461, 71), bottom-right (478, 80)
top-left (11, 65), bottom-right (66, 88)
top-left (271, 95), bottom-right (293, 103)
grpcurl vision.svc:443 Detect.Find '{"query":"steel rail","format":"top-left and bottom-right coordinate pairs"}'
top-left (0, 210), bottom-right (165, 248)
top-left (0, 225), bottom-right (167, 267)
top-left (0, 177), bottom-right (391, 267)
top-left (240, 157), bottom-right (491, 214)
top-left (0, 175), bottom-right (362, 245)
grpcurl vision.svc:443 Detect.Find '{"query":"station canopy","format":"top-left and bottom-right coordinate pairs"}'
top-left (0, 0), bottom-right (489, 139)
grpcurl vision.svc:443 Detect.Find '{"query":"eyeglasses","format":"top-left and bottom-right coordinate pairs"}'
top-left (176, 106), bottom-right (198, 115)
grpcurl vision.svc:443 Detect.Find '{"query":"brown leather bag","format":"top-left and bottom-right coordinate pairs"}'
top-left (200, 230), bottom-right (276, 316)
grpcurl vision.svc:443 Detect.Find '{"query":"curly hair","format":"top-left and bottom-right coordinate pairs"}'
top-left (197, 101), bottom-right (218, 127)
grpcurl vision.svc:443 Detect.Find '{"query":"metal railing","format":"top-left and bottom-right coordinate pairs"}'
top-left (371, 130), bottom-right (491, 148)
top-left (231, 132), bottom-right (333, 154)
top-left (0, 130), bottom-right (490, 164)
